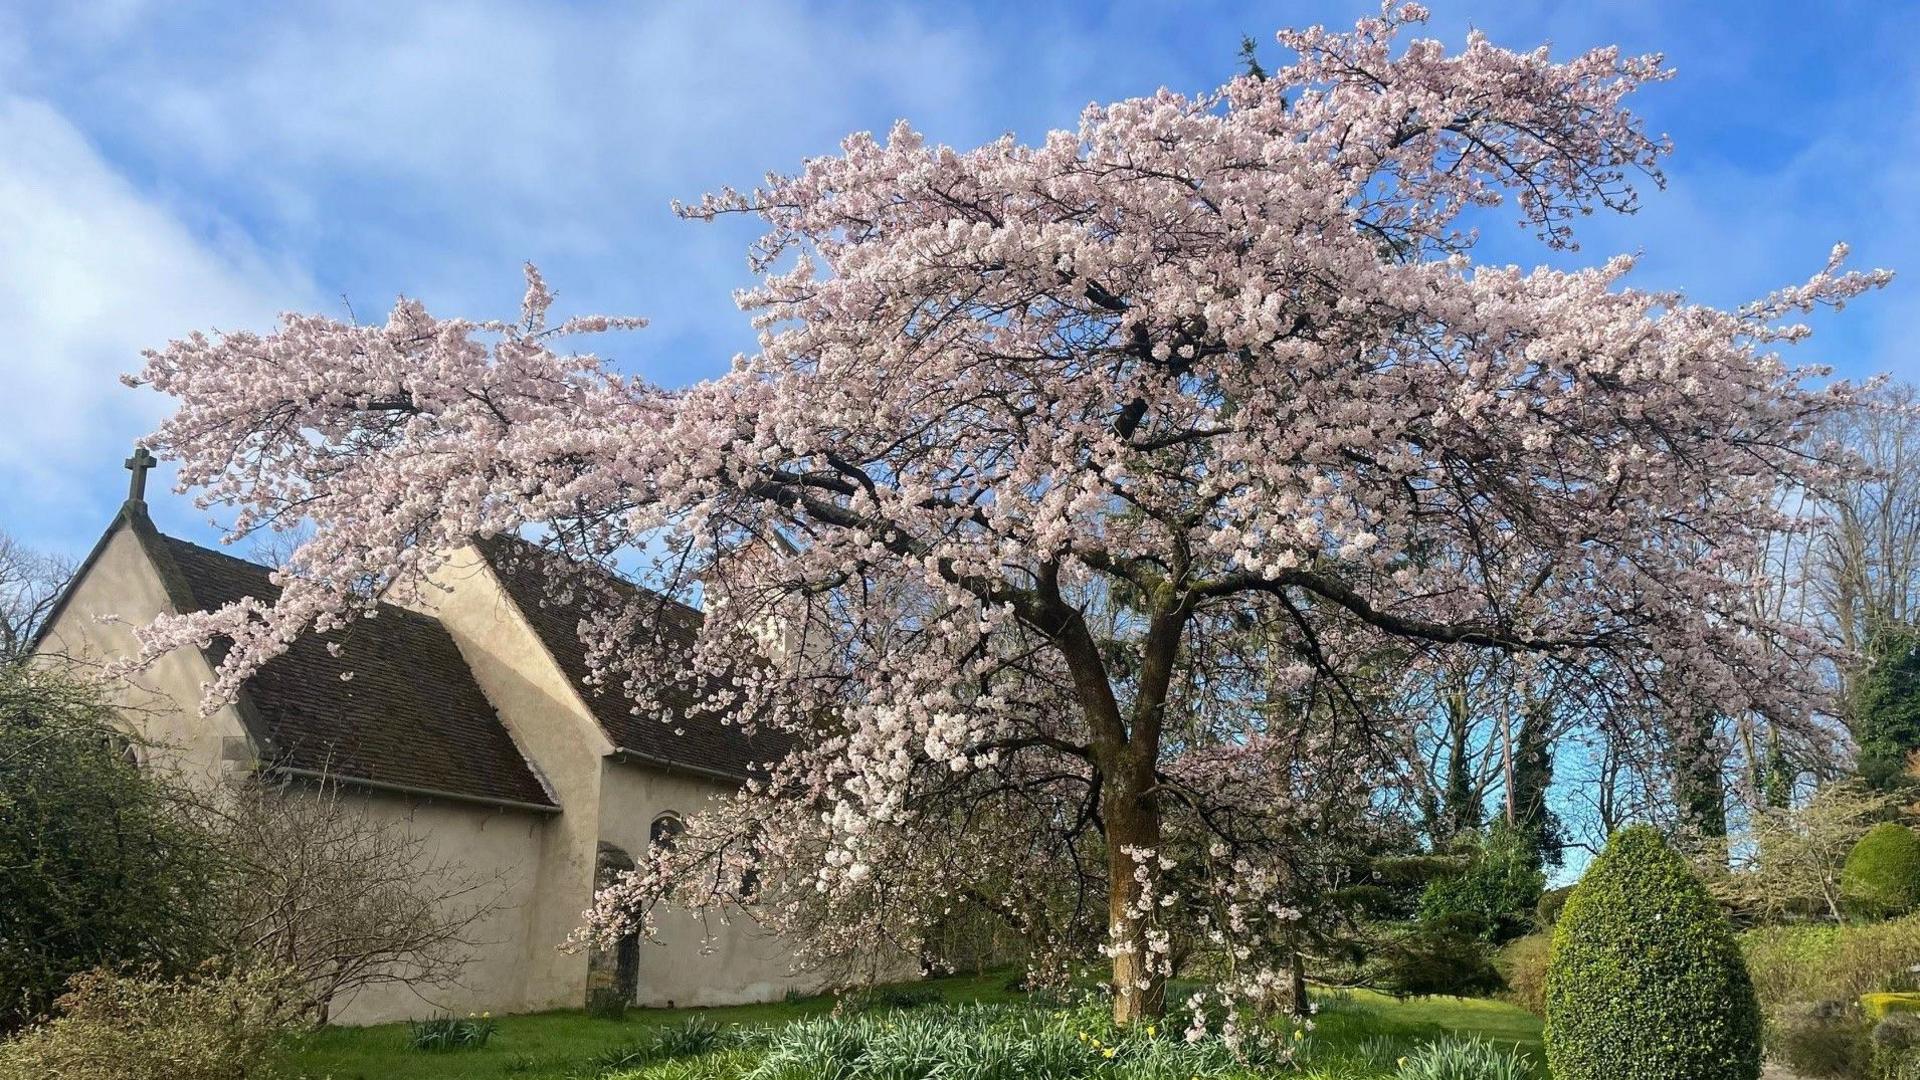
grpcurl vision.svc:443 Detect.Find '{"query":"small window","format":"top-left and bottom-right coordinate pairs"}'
top-left (595, 842), bottom-right (635, 888)
top-left (649, 813), bottom-right (684, 853)
top-left (738, 827), bottom-right (765, 901)
top-left (100, 731), bottom-right (140, 768)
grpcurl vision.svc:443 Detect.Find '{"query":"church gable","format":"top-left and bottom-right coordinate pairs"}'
top-left (32, 506), bottom-right (253, 774)
top-left (118, 533), bottom-right (557, 812)
top-left (475, 536), bottom-right (791, 784)
top-left (39, 502), bottom-right (792, 806)
top-left (149, 535), bottom-right (559, 812)
top-left (32, 488), bottom-right (559, 813)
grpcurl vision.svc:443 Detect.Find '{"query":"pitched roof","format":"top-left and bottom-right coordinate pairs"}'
top-left (477, 536), bottom-right (789, 783)
top-left (135, 515), bottom-right (557, 812)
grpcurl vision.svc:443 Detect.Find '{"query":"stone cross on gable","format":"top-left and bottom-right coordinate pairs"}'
top-left (124, 446), bottom-right (156, 504)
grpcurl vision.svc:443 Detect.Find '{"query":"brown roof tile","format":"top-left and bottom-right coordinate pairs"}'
top-left (153, 532), bottom-right (557, 811)
top-left (477, 536), bottom-right (789, 782)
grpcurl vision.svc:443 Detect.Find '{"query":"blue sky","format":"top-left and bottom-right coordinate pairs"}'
top-left (4, 0), bottom-right (1919, 559)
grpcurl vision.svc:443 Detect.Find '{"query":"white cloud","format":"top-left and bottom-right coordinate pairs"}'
top-left (79, 2), bottom-right (990, 223)
top-left (0, 95), bottom-right (313, 551)
top-left (9, 1), bottom-right (1001, 391)
top-left (2, 0), bottom-right (1917, 557)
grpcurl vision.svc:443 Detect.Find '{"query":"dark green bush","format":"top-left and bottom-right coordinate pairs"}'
top-left (0, 668), bottom-right (223, 1031)
top-left (1545, 825), bottom-right (1762, 1080)
top-left (1418, 825), bottom-right (1546, 944)
top-left (1367, 854), bottom-right (1471, 921)
top-left (1375, 920), bottom-right (1505, 999)
top-left (1535, 885), bottom-right (1574, 929)
top-left (1329, 883), bottom-right (1401, 919)
top-left (1845, 822), bottom-right (1920, 917)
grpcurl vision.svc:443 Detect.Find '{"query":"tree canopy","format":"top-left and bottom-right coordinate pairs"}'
top-left (127, 6), bottom-right (1886, 1022)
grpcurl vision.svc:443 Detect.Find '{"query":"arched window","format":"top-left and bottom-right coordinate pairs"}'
top-left (591, 842), bottom-right (639, 1002)
top-left (738, 826), bottom-right (765, 902)
top-left (101, 731), bottom-right (140, 768)
top-left (649, 813), bottom-right (684, 853)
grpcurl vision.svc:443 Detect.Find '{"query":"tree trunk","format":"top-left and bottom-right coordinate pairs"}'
top-left (1051, 587), bottom-right (1182, 1026)
top-left (1673, 707), bottom-right (1729, 865)
top-left (1440, 684), bottom-right (1479, 842)
top-left (1288, 949), bottom-right (1309, 1020)
top-left (1105, 760), bottom-right (1164, 1024)
top-left (1509, 694), bottom-right (1556, 864)
top-left (1760, 727), bottom-right (1795, 809)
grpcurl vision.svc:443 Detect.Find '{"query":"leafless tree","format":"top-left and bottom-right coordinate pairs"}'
top-left (1697, 781), bottom-right (1903, 924)
top-left (0, 530), bottom-right (75, 663)
top-left (191, 775), bottom-right (508, 1025)
top-left (245, 522), bottom-right (315, 571)
top-left (1559, 723), bottom-right (1665, 860)
top-left (1810, 383), bottom-right (1920, 657)
top-left (1395, 660), bottom-right (1503, 847)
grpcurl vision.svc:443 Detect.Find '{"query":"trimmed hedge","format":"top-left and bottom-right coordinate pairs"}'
top-left (1545, 825), bottom-right (1762, 1080)
top-left (1375, 917), bottom-right (1506, 999)
top-left (1844, 822), bottom-right (1920, 916)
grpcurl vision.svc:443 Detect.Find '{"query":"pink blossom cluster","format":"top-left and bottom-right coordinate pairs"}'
top-left (127, 5), bottom-right (1888, 1017)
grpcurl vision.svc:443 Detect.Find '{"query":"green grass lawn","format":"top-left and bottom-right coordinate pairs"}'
top-left (1318, 987), bottom-right (1543, 1049)
top-left (288, 973), bottom-right (1020, 1080)
top-left (1300, 988), bottom-right (1544, 1077)
top-left (286, 974), bottom-right (1543, 1080)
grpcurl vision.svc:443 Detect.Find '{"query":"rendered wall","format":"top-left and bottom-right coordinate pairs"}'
top-left (319, 790), bottom-right (551, 1025)
top-left (412, 547), bottom-right (611, 1011)
top-left (33, 520), bottom-right (557, 1026)
top-left (593, 763), bottom-right (833, 1007)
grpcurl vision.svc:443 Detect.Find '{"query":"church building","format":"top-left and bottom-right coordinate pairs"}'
top-left (31, 450), bottom-right (826, 1024)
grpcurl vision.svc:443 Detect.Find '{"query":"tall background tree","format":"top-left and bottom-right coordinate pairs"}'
top-left (0, 531), bottom-right (73, 665)
top-left (1848, 627), bottom-right (1920, 791)
top-left (1809, 384), bottom-right (1920, 789)
top-left (127, 8), bottom-right (1886, 1022)
top-left (1810, 384), bottom-right (1920, 658)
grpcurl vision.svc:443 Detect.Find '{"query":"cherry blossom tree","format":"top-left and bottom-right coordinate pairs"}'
top-left (129, 6), bottom-right (1887, 1023)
